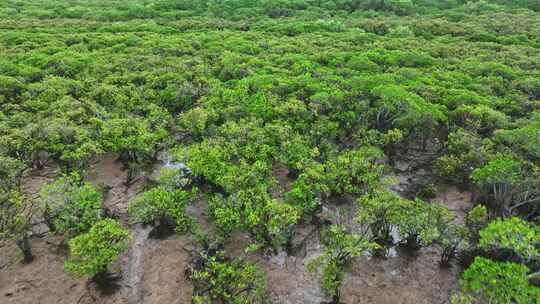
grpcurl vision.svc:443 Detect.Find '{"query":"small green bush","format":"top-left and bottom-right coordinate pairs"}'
top-left (189, 249), bottom-right (266, 304)
top-left (461, 257), bottom-right (540, 304)
top-left (65, 219), bottom-right (130, 278)
top-left (128, 186), bottom-right (197, 233)
top-left (40, 174), bottom-right (103, 237)
top-left (479, 217), bottom-right (540, 263)
top-left (308, 225), bottom-right (379, 301)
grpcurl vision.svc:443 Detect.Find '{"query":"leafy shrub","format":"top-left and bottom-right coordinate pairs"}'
top-left (157, 166), bottom-right (192, 190)
top-left (208, 187), bottom-right (299, 250)
top-left (128, 186), bottom-right (197, 233)
top-left (358, 190), bottom-right (454, 250)
top-left (466, 205), bottom-right (489, 245)
top-left (40, 173), bottom-right (103, 237)
top-left (393, 199), bottom-right (454, 250)
top-left (0, 75), bottom-right (25, 102)
top-left (0, 155), bottom-right (25, 191)
top-left (189, 249), bottom-right (266, 304)
top-left (438, 223), bottom-right (469, 266)
top-left (0, 189), bottom-right (33, 262)
top-left (478, 217), bottom-right (540, 263)
top-left (357, 190), bottom-right (403, 245)
top-left (452, 104), bottom-right (509, 135)
top-left (461, 257), bottom-right (540, 304)
top-left (434, 129), bottom-right (493, 184)
top-left (308, 225), bottom-right (379, 302)
top-left (65, 219), bottom-right (130, 278)
top-left (101, 111), bottom-right (170, 183)
top-left (495, 113), bottom-right (540, 161)
top-left (369, 84), bottom-right (447, 146)
top-left (29, 117), bottom-right (102, 171)
top-left (323, 147), bottom-right (385, 197)
top-left (471, 156), bottom-right (537, 216)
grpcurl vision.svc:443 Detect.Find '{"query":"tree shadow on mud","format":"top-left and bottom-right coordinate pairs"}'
top-left (77, 273), bottom-right (123, 304)
top-left (92, 272), bottom-right (123, 296)
top-left (148, 220), bottom-right (176, 239)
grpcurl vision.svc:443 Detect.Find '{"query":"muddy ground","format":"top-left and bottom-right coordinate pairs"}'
top-left (0, 155), bottom-right (469, 304)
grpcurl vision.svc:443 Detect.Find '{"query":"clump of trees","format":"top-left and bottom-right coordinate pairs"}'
top-left (37, 174), bottom-right (132, 281)
top-left (208, 187), bottom-right (300, 251)
top-left (1, 0), bottom-right (540, 302)
top-left (465, 205), bottom-right (489, 245)
top-left (128, 165), bottom-right (199, 236)
top-left (101, 110), bottom-right (171, 185)
top-left (471, 156), bottom-right (540, 217)
top-left (434, 129), bottom-right (493, 185)
top-left (357, 190), bottom-right (453, 251)
top-left (452, 213), bottom-right (540, 303)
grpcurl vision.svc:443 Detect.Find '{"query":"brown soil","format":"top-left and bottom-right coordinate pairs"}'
top-left (434, 186), bottom-right (472, 224)
top-left (1, 239), bottom-right (87, 304)
top-left (137, 236), bottom-right (193, 304)
top-left (262, 227), bottom-right (327, 304)
top-left (270, 160), bottom-right (293, 199)
top-left (86, 154), bottom-right (142, 215)
top-left (341, 247), bottom-right (459, 304)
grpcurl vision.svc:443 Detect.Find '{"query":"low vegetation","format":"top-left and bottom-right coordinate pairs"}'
top-left (1, 0), bottom-right (539, 302)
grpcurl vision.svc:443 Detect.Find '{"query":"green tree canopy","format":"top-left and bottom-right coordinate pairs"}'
top-left (65, 219), bottom-right (131, 279)
top-left (40, 173), bottom-right (103, 237)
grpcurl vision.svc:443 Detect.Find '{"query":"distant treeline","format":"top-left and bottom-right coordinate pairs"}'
top-left (1, 0), bottom-right (539, 21)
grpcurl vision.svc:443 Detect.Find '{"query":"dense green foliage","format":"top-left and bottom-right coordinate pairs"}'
top-left (129, 186), bottom-right (198, 233)
top-left (188, 248), bottom-right (266, 304)
top-left (1, 0), bottom-right (539, 302)
top-left (465, 204), bottom-right (489, 244)
top-left (478, 217), bottom-right (539, 263)
top-left (357, 190), bottom-right (455, 250)
top-left (40, 173), bottom-right (103, 237)
top-left (472, 156), bottom-right (540, 216)
top-left (64, 219), bottom-right (131, 278)
top-left (208, 187), bottom-right (300, 250)
top-left (0, 190), bottom-right (33, 262)
top-left (460, 257), bottom-right (540, 304)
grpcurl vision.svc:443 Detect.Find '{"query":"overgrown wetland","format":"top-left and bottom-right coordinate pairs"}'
top-left (1, 1), bottom-right (539, 303)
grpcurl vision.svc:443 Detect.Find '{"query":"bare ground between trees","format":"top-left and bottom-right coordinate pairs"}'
top-left (0, 155), bottom-right (468, 304)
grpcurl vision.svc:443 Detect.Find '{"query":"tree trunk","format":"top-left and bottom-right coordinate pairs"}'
top-left (440, 245), bottom-right (456, 267)
top-left (16, 234), bottom-right (33, 263)
top-left (331, 290), bottom-right (341, 304)
top-left (405, 234), bottom-right (421, 251)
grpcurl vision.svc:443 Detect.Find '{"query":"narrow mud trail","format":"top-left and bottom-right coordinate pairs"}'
top-left (122, 224), bottom-right (152, 304)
